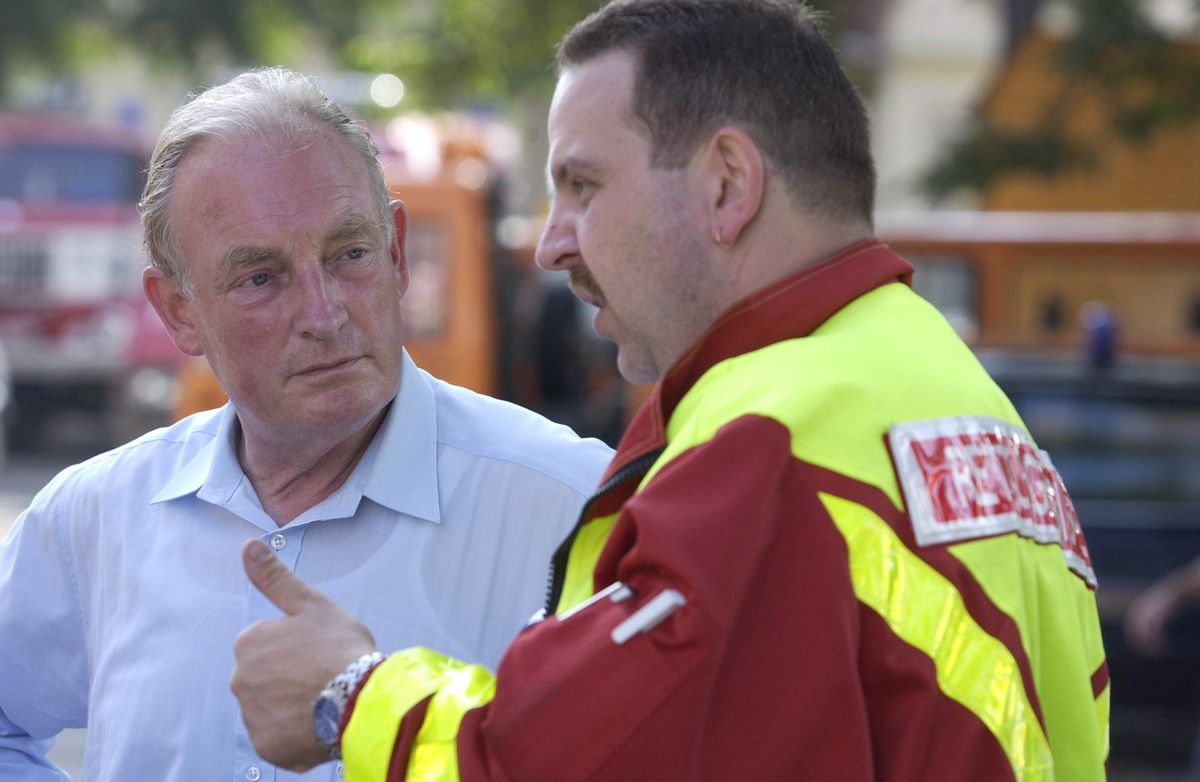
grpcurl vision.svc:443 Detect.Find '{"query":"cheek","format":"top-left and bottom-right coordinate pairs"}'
top-left (577, 207), bottom-right (637, 274)
top-left (361, 281), bottom-right (403, 327)
top-left (197, 312), bottom-right (282, 375)
top-left (204, 334), bottom-right (259, 387)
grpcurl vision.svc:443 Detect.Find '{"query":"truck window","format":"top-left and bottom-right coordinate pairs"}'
top-left (0, 145), bottom-right (145, 204)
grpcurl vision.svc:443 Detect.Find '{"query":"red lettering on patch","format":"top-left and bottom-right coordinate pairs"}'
top-left (890, 416), bottom-right (1096, 588)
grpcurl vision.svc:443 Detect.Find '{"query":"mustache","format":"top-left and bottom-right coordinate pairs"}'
top-left (568, 266), bottom-right (606, 306)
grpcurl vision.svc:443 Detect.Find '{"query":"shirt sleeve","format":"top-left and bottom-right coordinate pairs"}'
top-left (0, 707), bottom-right (71, 781)
top-left (0, 494), bottom-right (90, 770)
top-left (339, 415), bottom-right (816, 781)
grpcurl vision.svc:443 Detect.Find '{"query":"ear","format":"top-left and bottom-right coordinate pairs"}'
top-left (389, 199), bottom-right (410, 298)
top-left (143, 266), bottom-right (204, 357)
top-left (703, 127), bottom-right (765, 247)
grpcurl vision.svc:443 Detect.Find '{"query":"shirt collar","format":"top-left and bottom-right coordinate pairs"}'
top-left (151, 405), bottom-right (238, 505)
top-left (153, 350), bottom-right (442, 524)
top-left (603, 239), bottom-right (914, 481)
top-left (360, 350), bottom-right (441, 522)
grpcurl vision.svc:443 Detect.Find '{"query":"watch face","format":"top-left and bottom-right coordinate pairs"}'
top-left (312, 694), bottom-right (342, 745)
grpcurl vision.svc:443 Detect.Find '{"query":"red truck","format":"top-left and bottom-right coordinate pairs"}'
top-left (0, 113), bottom-right (183, 452)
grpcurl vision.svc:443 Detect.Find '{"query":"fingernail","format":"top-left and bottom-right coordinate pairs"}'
top-left (247, 539), bottom-right (272, 563)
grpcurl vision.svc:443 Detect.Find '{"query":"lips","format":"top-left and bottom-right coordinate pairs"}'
top-left (297, 356), bottom-right (360, 375)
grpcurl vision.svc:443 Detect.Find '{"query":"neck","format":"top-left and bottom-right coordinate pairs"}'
top-left (236, 405), bottom-right (388, 526)
top-left (725, 203), bottom-right (873, 304)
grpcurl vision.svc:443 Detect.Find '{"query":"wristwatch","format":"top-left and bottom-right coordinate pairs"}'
top-left (312, 651), bottom-right (388, 760)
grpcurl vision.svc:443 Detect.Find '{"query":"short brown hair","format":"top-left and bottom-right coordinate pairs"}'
top-left (557, 0), bottom-right (875, 223)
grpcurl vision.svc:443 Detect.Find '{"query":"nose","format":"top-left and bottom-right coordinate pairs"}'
top-left (535, 204), bottom-right (580, 271)
top-left (295, 267), bottom-right (348, 339)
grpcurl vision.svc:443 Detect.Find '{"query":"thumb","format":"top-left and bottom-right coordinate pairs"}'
top-left (242, 538), bottom-right (322, 617)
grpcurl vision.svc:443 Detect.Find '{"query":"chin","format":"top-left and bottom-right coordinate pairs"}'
top-left (616, 353), bottom-right (660, 386)
top-left (307, 386), bottom-right (386, 422)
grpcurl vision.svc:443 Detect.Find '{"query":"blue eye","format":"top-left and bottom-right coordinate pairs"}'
top-left (249, 272), bottom-right (270, 287)
top-left (346, 248), bottom-right (367, 260)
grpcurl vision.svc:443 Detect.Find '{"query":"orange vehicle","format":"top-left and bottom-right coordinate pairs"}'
top-left (389, 173), bottom-right (496, 395)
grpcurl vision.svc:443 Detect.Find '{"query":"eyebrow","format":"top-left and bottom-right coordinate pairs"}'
top-left (219, 245), bottom-right (277, 278)
top-left (217, 212), bottom-right (383, 277)
top-left (547, 156), bottom-right (604, 193)
top-left (327, 211), bottom-right (384, 245)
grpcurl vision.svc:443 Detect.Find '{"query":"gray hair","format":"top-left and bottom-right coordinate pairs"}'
top-left (140, 67), bottom-right (393, 298)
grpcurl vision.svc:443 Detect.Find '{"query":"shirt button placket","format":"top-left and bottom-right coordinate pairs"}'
top-left (240, 531), bottom-right (306, 782)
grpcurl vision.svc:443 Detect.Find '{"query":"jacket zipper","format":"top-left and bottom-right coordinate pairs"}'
top-left (543, 446), bottom-right (666, 615)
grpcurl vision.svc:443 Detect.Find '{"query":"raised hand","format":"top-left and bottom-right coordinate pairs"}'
top-left (231, 538), bottom-right (377, 771)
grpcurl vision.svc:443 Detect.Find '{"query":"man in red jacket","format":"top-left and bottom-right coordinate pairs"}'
top-left (231, 1), bottom-right (1109, 779)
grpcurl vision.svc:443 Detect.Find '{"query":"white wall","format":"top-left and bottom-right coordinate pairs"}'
top-left (869, 0), bottom-right (1005, 211)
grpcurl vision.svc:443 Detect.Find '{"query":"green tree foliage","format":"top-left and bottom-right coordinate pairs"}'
top-left (923, 0), bottom-right (1200, 201)
top-left (350, 0), bottom-right (856, 108)
top-left (0, 0), bottom-right (858, 112)
top-left (0, 0), bottom-right (610, 111)
top-left (0, 0), bottom-right (80, 95)
top-left (115, 0), bottom-right (378, 73)
top-left (336, 0), bottom-right (608, 110)
top-left (12, 0), bottom-right (1194, 204)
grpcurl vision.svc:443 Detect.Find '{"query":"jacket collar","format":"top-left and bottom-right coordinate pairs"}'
top-left (602, 239), bottom-right (913, 482)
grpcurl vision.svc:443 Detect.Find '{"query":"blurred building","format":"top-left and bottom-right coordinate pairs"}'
top-left (869, 0), bottom-right (1200, 359)
top-left (869, 0), bottom-right (1198, 211)
top-left (971, 28), bottom-right (1200, 357)
top-left (871, 0), bottom-right (1006, 211)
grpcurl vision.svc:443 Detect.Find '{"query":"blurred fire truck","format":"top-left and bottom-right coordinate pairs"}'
top-left (0, 113), bottom-right (183, 450)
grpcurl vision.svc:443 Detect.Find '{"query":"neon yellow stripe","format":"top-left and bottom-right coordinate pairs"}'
top-left (342, 648), bottom-right (495, 782)
top-left (554, 513), bottom-right (619, 615)
top-left (949, 537), bottom-right (1108, 780)
top-left (820, 492), bottom-right (1053, 780)
top-left (656, 285), bottom-right (1026, 509)
top-left (408, 663), bottom-right (496, 781)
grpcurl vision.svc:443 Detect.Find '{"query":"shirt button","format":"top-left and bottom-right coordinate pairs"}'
top-left (336, 761), bottom-right (345, 777)
top-left (245, 766), bottom-right (262, 781)
top-left (269, 534), bottom-right (287, 551)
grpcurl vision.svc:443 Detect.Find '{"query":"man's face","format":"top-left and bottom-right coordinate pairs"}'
top-left (160, 127), bottom-right (407, 442)
top-left (536, 51), bottom-right (717, 385)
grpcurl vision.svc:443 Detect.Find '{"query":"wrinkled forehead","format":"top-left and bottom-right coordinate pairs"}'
top-left (172, 130), bottom-right (381, 252)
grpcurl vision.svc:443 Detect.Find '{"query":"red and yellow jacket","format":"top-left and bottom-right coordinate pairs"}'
top-left (340, 240), bottom-right (1109, 781)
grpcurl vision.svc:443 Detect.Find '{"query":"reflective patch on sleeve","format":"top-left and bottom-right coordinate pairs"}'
top-left (889, 416), bottom-right (1096, 588)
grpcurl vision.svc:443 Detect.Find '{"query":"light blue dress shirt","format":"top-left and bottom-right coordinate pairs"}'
top-left (0, 351), bottom-right (612, 781)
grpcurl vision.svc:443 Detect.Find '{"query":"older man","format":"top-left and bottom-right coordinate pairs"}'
top-left (231, 2), bottom-right (1110, 779)
top-left (0, 68), bottom-right (610, 781)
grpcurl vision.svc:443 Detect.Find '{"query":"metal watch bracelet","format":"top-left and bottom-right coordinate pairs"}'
top-left (329, 651), bottom-right (388, 702)
top-left (313, 651), bottom-right (388, 759)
